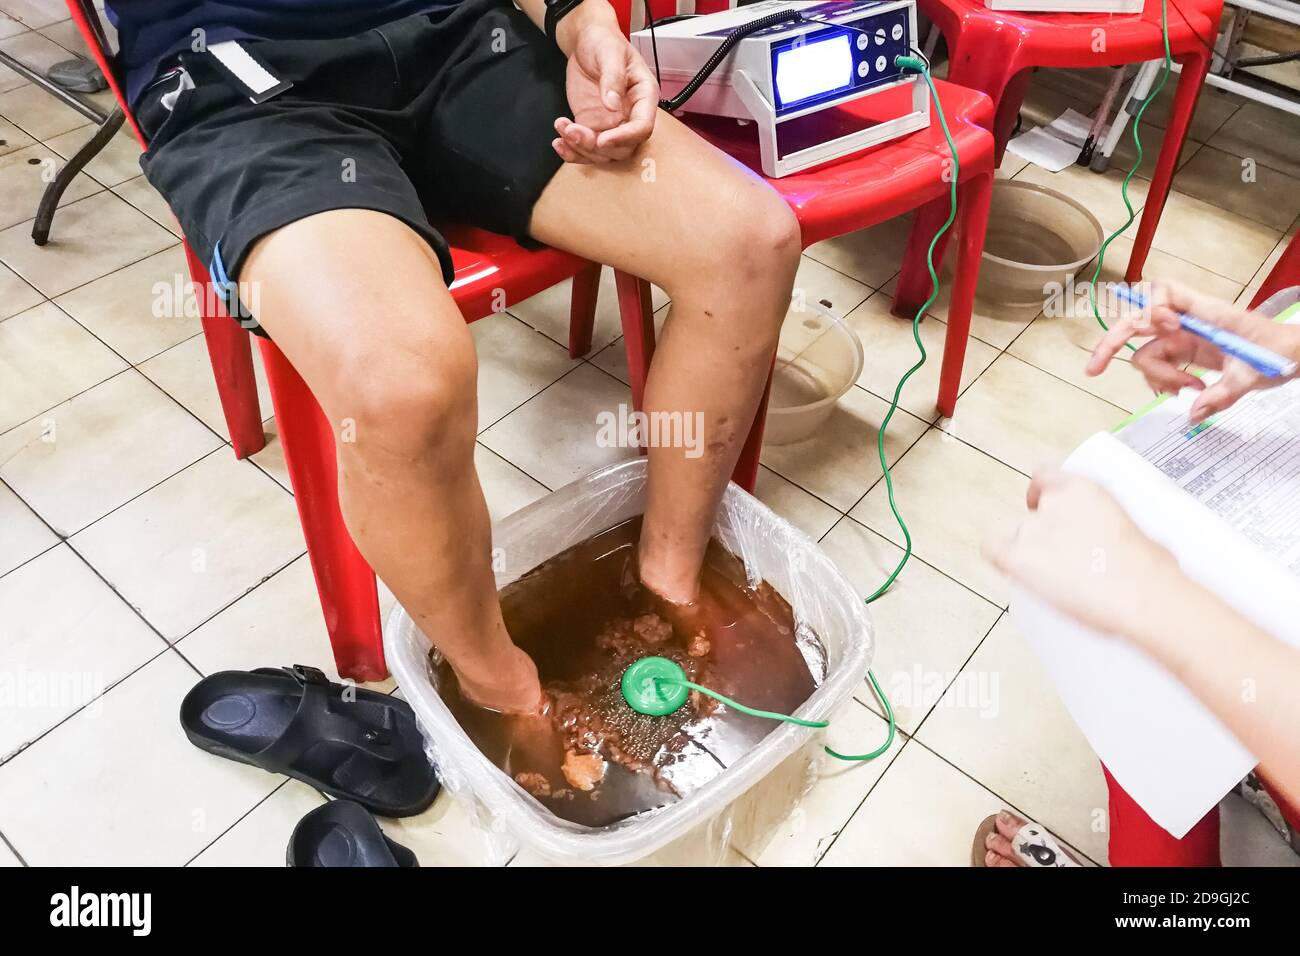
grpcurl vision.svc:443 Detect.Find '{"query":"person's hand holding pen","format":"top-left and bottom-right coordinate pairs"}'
top-left (1087, 280), bottom-right (1300, 425)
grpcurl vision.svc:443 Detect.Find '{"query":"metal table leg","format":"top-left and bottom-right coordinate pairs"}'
top-left (0, 47), bottom-right (118, 245)
top-left (32, 105), bottom-right (125, 245)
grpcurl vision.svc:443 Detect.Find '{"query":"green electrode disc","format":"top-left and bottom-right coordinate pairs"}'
top-left (621, 656), bottom-right (689, 716)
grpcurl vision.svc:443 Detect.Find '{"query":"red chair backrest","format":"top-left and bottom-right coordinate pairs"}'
top-left (64, 0), bottom-right (146, 145)
top-left (613, 1), bottom-right (734, 36)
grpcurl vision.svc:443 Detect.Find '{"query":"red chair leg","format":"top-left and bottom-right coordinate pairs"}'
top-left (257, 339), bottom-right (386, 683)
top-left (184, 244), bottom-right (266, 458)
top-left (567, 262), bottom-right (601, 358)
top-left (731, 367), bottom-right (771, 494)
top-left (1125, 51), bottom-right (1209, 283)
top-left (990, 68), bottom-right (1032, 166)
top-left (614, 269), bottom-right (656, 413)
top-left (893, 197), bottom-right (956, 320)
top-left (938, 170), bottom-right (993, 418)
top-left (1249, 232), bottom-right (1300, 310)
top-left (895, 58), bottom-right (1019, 319)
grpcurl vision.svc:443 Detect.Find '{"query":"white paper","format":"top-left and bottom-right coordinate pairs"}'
top-left (1006, 127), bottom-right (1080, 173)
top-left (1044, 107), bottom-right (1098, 148)
top-left (1012, 407), bottom-right (1300, 837)
top-left (1006, 108), bottom-right (1102, 172)
top-left (1119, 385), bottom-right (1300, 572)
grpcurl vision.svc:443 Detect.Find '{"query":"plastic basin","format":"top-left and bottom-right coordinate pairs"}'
top-left (385, 458), bottom-right (874, 866)
top-left (766, 300), bottom-right (864, 445)
top-left (974, 180), bottom-right (1104, 317)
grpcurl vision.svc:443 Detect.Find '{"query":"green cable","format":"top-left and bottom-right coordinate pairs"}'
top-left (702, 25), bottom-right (1175, 760)
top-left (865, 55), bottom-right (960, 605)
top-left (1086, 0), bottom-right (1173, 349)
top-left (826, 57), bottom-right (957, 762)
top-left (639, 59), bottom-right (952, 763)
top-left (660, 678), bottom-right (831, 728)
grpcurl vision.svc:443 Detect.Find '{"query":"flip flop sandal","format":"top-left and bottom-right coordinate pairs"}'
top-left (972, 813), bottom-right (1081, 868)
top-left (287, 800), bottom-right (418, 867)
top-left (180, 665), bottom-right (440, 816)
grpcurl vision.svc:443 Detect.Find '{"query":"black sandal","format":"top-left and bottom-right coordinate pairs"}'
top-left (287, 800), bottom-right (418, 867)
top-left (180, 665), bottom-right (439, 816)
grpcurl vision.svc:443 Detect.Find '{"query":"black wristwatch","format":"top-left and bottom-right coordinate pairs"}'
top-left (544, 0), bottom-right (587, 45)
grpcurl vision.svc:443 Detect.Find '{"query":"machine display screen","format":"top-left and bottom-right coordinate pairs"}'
top-left (773, 33), bottom-right (854, 109)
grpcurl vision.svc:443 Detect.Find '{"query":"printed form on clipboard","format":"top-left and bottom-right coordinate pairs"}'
top-left (1011, 303), bottom-right (1300, 839)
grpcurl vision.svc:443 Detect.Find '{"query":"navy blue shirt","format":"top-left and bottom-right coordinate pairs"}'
top-left (105, 1), bottom-right (462, 105)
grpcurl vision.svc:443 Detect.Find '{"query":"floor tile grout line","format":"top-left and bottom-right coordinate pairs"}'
top-left (0, 643), bottom-right (173, 772)
top-left (903, 609), bottom-right (1005, 739)
top-left (957, 348), bottom-right (1136, 419)
top-left (1240, 230), bottom-right (1293, 293)
top-left (839, 402), bottom-right (980, 519)
top-left (812, 735), bottom-right (915, 866)
top-left (43, 256), bottom-right (205, 370)
top-left (167, 548), bottom-right (309, 657)
top-left (816, 673), bottom-right (1104, 867)
top-left (0, 245), bottom-right (198, 432)
top-left (906, 732), bottom-right (1105, 868)
top-left (17, 440), bottom-right (228, 545)
top-left (769, 406), bottom-right (933, 521)
top-left (2, 357), bottom-right (227, 477)
top-left (25, 441), bottom-right (307, 662)
top-left (182, 777), bottom-right (291, 867)
top-left (108, 177), bottom-right (185, 238)
top-left (0, 827), bottom-right (28, 867)
top-left (475, 439), bottom-right (549, 494)
top-left (127, 327), bottom-right (206, 369)
top-left (0, 338), bottom-right (132, 444)
top-left (0, 472), bottom-right (61, 579)
top-left (833, 427), bottom-right (1023, 607)
top-left (816, 510), bottom-right (1003, 617)
top-left (0, 202), bottom-right (181, 297)
top-left (0, 266), bottom-right (42, 319)
top-left (800, 249), bottom-right (890, 295)
top-left (476, 357), bottom-right (591, 450)
top-left (0, 144), bottom-right (109, 229)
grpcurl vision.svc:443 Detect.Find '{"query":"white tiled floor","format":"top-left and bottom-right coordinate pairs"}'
top-left (1, 2), bottom-right (1298, 868)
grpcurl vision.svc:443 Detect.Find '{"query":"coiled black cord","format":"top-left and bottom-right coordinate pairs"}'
top-left (656, 8), bottom-right (808, 113)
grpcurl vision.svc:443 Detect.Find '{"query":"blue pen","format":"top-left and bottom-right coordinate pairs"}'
top-left (1110, 284), bottom-right (1297, 378)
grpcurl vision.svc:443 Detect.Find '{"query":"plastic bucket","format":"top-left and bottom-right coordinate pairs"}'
top-left (385, 457), bottom-right (874, 866)
top-left (766, 300), bottom-right (865, 445)
top-left (974, 180), bottom-right (1104, 316)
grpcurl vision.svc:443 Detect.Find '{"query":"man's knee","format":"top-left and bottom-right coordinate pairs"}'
top-left (741, 189), bottom-right (802, 278)
top-left (688, 180), bottom-right (801, 288)
top-left (333, 327), bottom-right (478, 463)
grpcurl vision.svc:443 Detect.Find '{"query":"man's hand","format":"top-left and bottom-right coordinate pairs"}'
top-left (982, 469), bottom-right (1185, 642)
top-left (1087, 279), bottom-right (1300, 425)
top-left (552, 7), bottom-right (659, 163)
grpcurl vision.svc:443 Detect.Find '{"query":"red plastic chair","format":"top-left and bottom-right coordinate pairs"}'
top-left (904, 0), bottom-right (1224, 293)
top-left (64, 1), bottom-right (607, 681)
top-left (1249, 230), bottom-right (1300, 311)
top-left (600, 0), bottom-right (998, 451)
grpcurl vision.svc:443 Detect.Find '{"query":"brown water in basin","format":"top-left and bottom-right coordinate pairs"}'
top-left (434, 517), bottom-right (820, 827)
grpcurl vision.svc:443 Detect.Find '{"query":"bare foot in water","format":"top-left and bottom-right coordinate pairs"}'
top-left (456, 647), bottom-right (544, 715)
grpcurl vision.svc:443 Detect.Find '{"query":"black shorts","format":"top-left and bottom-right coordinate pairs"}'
top-left (136, 0), bottom-right (569, 333)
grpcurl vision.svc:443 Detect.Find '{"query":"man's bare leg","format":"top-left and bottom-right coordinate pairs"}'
top-left (530, 111), bottom-right (801, 602)
top-left (241, 209), bottom-right (541, 712)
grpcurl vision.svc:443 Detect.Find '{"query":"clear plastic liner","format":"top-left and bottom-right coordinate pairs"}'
top-left (385, 457), bottom-right (874, 866)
